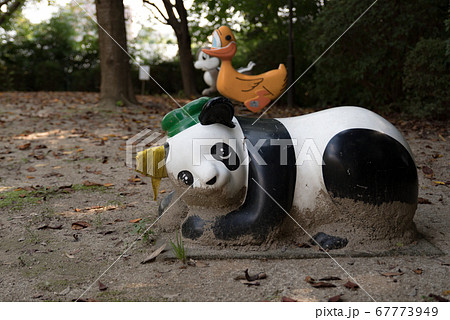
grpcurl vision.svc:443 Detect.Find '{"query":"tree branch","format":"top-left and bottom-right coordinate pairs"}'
top-left (142, 0), bottom-right (169, 23)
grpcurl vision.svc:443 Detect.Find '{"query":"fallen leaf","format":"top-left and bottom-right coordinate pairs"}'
top-left (432, 180), bottom-right (446, 185)
top-left (305, 276), bottom-right (316, 283)
top-left (311, 282), bottom-right (336, 288)
top-left (240, 280), bottom-right (260, 286)
top-left (128, 175), bottom-right (141, 183)
top-left (281, 296), bottom-right (297, 302)
top-left (26, 167), bottom-right (36, 172)
top-left (98, 281), bottom-right (108, 291)
top-left (141, 244), bottom-right (166, 264)
top-left (412, 268), bottom-right (423, 275)
top-left (438, 134), bottom-right (446, 142)
top-left (71, 221), bottom-right (90, 230)
top-left (319, 276), bottom-right (342, 281)
top-left (381, 272), bottom-right (404, 277)
top-left (428, 293), bottom-right (449, 302)
top-left (245, 269), bottom-right (261, 282)
top-left (33, 154), bottom-right (46, 160)
top-left (129, 218), bottom-right (142, 223)
top-left (18, 143), bottom-right (31, 150)
top-left (99, 230), bottom-right (114, 235)
top-left (83, 180), bottom-right (102, 187)
top-left (65, 252), bottom-right (75, 259)
top-left (296, 242), bottom-right (311, 248)
top-left (328, 294), bottom-right (343, 302)
top-left (421, 166), bottom-right (433, 176)
top-left (26, 176), bottom-right (35, 179)
top-left (418, 197), bottom-right (432, 204)
top-left (442, 290), bottom-right (450, 296)
top-left (343, 281), bottom-right (359, 290)
top-left (103, 183), bottom-right (114, 187)
top-left (34, 144), bottom-right (47, 150)
top-left (43, 172), bottom-right (64, 178)
top-left (32, 293), bottom-right (43, 299)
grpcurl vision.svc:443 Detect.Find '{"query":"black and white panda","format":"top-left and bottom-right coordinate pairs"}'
top-left (144, 97), bottom-right (418, 248)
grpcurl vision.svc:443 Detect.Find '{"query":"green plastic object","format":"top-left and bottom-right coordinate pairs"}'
top-left (161, 97), bottom-right (211, 137)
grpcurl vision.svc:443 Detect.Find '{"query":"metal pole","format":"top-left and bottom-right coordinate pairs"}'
top-left (287, 0), bottom-right (295, 107)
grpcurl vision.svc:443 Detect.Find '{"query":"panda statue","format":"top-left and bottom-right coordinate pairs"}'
top-left (137, 97), bottom-right (418, 249)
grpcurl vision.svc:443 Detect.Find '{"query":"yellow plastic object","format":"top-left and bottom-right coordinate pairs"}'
top-left (136, 145), bottom-right (168, 201)
top-left (203, 26), bottom-right (287, 113)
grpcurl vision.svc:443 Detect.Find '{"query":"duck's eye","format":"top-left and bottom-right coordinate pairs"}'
top-left (178, 170), bottom-right (193, 186)
top-left (211, 143), bottom-right (240, 171)
top-left (225, 35), bottom-right (232, 41)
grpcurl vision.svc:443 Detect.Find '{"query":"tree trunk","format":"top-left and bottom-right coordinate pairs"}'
top-left (146, 0), bottom-right (198, 97)
top-left (173, 0), bottom-right (198, 97)
top-left (95, 0), bottom-right (137, 105)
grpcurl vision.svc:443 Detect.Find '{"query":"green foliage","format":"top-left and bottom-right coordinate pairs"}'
top-left (170, 231), bottom-right (186, 264)
top-left (131, 218), bottom-right (154, 245)
top-left (306, 0), bottom-right (448, 110)
top-left (0, 9), bottom-right (99, 91)
top-left (0, 188), bottom-right (42, 210)
top-left (402, 38), bottom-right (449, 119)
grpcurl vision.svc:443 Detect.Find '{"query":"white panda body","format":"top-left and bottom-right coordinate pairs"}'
top-left (276, 106), bottom-right (413, 212)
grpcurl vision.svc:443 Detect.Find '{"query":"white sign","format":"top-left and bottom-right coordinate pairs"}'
top-left (139, 65), bottom-right (150, 81)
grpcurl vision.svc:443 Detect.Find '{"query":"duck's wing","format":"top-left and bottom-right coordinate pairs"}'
top-left (235, 76), bottom-right (264, 92)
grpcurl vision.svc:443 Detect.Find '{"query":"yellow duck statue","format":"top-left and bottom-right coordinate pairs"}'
top-left (203, 26), bottom-right (287, 113)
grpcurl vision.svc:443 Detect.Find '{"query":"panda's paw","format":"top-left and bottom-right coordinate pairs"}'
top-left (181, 216), bottom-right (206, 240)
top-left (311, 232), bottom-right (348, 250)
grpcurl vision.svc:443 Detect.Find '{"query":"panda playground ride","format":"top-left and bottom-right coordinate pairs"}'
top-left (138, 97), bottom-right (418, 249)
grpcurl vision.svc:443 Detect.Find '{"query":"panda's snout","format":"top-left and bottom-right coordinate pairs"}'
top-left (206, 176), bottom-right (217, 185)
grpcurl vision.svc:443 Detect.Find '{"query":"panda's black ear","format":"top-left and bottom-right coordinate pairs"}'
top-left (199, 97), bottom-right (235, 128)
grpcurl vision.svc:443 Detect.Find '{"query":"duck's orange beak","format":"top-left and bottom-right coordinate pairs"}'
top-left (202, 42), bottom-right (237, 60)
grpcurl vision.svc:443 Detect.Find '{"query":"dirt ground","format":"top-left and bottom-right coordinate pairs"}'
top-left (0, 91), bottom-right (448, 302)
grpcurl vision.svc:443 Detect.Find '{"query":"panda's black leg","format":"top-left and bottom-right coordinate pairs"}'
top-left (181, 216), bottom-right (206, 240)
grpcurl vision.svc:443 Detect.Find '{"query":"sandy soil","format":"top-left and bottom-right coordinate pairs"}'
top-left (0, 92), bottom-right (448, 302)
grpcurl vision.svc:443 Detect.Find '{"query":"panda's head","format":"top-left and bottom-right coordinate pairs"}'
top-left (164, 97), bottom-right (248, 206)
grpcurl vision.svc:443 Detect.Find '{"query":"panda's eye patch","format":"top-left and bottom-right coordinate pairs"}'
top-left (210, 143), bottom-right (240, 171)
top-left (178, 170), bottom-right (193, 186)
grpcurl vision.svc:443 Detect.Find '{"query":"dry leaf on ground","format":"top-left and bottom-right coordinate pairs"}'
top-left (98, 281), bottom-right (108, 291)
top-left (71, 221), bottom-right (90, 230)
top-left (281, 296), bottom-right (297, 302)
top-left (18, 143), bottom-right (31, 150)
top-left (311, 282), bottom-right (337, 288)
top-left (319, 276), bottom-right (342, 281)
top-left (328, 294), bottom-right (343, 302)
top-left (141, 244), bottom-right (166, 264)
top-left (83, 180), bottom-right (102, 187)
top-left (343, 281), bottom-right (359, 290)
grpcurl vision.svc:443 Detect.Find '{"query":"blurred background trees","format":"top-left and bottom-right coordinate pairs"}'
top-left (0, 0), bottom-right (448, 118)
